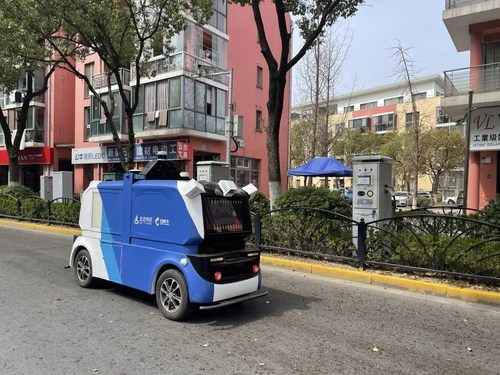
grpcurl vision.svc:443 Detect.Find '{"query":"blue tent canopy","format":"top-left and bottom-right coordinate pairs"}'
top-left (287, 157), bottom-right (353, 177)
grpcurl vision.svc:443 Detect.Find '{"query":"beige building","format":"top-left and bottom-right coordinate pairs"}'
top-left (291, 75), bottom-right (463, 196)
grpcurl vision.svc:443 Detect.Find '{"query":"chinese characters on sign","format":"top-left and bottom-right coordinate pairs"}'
top-left (470, 108), bottom-right (500, 151)
top-left (72, 141), bottom-right (191, 164)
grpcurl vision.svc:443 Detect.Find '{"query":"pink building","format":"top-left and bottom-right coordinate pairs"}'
top-left (0, 69), bottom-right (75, 191)
top-left (71, 3), bottom-right (291, 197)
top-left (443, 0), bottom-right (500, 209)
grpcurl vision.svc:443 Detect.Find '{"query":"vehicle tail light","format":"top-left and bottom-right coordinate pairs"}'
top-left (214, 271), bottom-right (222, 282)
top-left (252, 264), bottom-right (260, 274)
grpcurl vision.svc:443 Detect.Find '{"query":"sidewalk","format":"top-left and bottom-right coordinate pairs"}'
top-left (2, 218), bottom-right (499, 306)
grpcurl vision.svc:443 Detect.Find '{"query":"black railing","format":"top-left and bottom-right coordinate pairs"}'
top-left (0, 194), bottom-right (80, 227)
top-left (252, 206), bottom-right (500, 286)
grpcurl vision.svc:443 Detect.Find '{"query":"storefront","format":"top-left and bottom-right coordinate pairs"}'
top-left (0, 147), bottom-right (53, 192)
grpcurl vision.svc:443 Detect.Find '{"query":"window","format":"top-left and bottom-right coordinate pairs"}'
top-left (256, 110), bottom-right (262, 131)
top-left (230, 157), bottom-right (260, 188)
top-left (343, 105), bottom-right (354, 113)
top-left (373, 113), bottom-right (397, 132)
top-left (359, 101), bottom-right (377, 110)
top-left (412, 92), bottom-right (427, 100)
top-left (405, 112), bottom-right (420, 128)
top-left (84, 107), bottom-right (90, 140)
top-left (335, 123), bottom-right (344, 133)
top-left (436, 107), bottom-right (451, 124)
top-left (348, 117), bottom-right (371, 132)
top-left (256, 66), bottom-right (263, 88)
top-left (384, 96), bottom-right (403, 105)
top-left (84, 63), bottom-right (94, 98)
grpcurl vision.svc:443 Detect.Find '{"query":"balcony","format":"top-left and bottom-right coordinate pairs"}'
top-left (443, 0), bottom-right (500, 52)
top-left (444, 63), bottom-right (500, 96)
top-left (0, 129), bottom-right (45, 147)
top-left (442, 63), bottom-right (500, 118)
top-left (374, 123), bottom-right (395, 133)
top-left (92, 68), bottom-right (131, 90)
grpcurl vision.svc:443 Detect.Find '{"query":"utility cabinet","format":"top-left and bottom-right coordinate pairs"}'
top-left (53, 171), bottom-right (73, 199)
top-left (196, 161), bottom-right (230, 182)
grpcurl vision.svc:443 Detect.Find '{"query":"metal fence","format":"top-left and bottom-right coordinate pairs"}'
top-left (0, 194), bottom-right (80, 227)
top-left (252, 206), bottom-right (500, 286)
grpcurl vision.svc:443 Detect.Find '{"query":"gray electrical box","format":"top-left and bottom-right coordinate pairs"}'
top-left (53, 171), bottom-right (74, 199)
top-left (40, 175), bottom-right (53, 201)
top-left (352, 155), bottom-right (393, 232)
top-left (196, 161), bottom-right (230, 182)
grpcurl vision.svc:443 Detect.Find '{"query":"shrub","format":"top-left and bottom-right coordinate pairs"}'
top-left (0, 185), bottom-right (36, 199)
top-left (50, 201), bottom-right (80, 224)
top-left (249, 191), bottom-right (270, 214)
top-left (20, 197), bottom-right (48, 220)
top-left (475, 194), bottom-right (500, 226)
top-left (0, 195), bottom-right (19, 216)
top-left (275, 186), bottom-right (351, 217)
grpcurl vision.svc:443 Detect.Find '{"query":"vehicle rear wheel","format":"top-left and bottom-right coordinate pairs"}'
top-left (156, 269), bottom-right (193, 321)
top-left (75, 249), bottom-right (94, 288)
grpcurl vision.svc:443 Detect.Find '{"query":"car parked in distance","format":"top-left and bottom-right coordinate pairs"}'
top-left (393, 191), bottom-right (410, 207)
top-left (444, 191), bottom-right (464, 207)
top-left (416, 190), bottom-right (434, 207)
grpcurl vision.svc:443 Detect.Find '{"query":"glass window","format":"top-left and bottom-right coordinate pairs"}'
top-left (230, 156), bottom-right (260, 188)
top-left (184, 78), bottom-right (194, 110)
top-left (195, 81), bottom-right (205, 113)
top-left (156, 80), bottom-right (168, 110)
top-left (406, 112), bottom-right (420, 128)
top-left (384, 96), bottom-right (403, 105)
top-left (216, 89), bottom-right (225, 118)
top-left (373, 113), bottom-right (396, 132)
top-left (144, 83), bottom-right (156, 113)
top-left (169, 78), bottom-right (181, 108)
top-left (256, 66), bottom-right (263, 88)
top-left (84, 107), bottom-right (90, 140)
top-left (84, 63), bottom-right (94, 98)
top-left (436, 107), bottom-right (451, 124)
top-left (343, 105), bottom-right (354, 113)
top-left (256, 110), bottom-right (262, 131)
top-left (359, 101), bottom-right (377, 110)
top-left (348, 117), bottom-right (371, 132)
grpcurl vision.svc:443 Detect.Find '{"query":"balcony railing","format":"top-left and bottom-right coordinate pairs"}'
top-left (0, 129), bottom-right (45, 146)
top-left (445, 0), bottom-right (487, 9)
top-left (444, 63), bottom-right (500, 97)
top-left (92, 68), bottom-right (131, 89)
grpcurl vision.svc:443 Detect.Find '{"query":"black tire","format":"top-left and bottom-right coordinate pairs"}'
top-left (74, 249), bottom-right (94, 288)
top-left (155, 269), bottom-right (193, 321)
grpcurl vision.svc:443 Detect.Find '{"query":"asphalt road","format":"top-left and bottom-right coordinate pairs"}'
top-left (0, 225), bottom-right (499, 375)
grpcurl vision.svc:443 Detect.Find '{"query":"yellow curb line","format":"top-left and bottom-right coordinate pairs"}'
top-left (2, 219), bottom-right (499, 306)
top-left (261, 255), bottom-right (500, 306)
top-left (0, 218), bottom-right (81, 236)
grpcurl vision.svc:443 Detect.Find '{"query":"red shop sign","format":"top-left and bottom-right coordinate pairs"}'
top-left (0, 147), bottom-right (53, 165)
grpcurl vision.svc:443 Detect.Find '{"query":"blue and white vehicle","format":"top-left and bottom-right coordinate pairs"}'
top-left (69, 158), bottom-right (266, 321)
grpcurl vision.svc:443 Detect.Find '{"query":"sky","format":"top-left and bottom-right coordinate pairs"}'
top-left (292, 0), bottom-right (470, 101)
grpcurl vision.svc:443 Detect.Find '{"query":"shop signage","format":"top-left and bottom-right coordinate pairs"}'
top-left (72, 141), bottom-right (191, 165)
top-left (470, 108), bottom-right (500, 151)
top-left (0, 147), bottom-right (53, 165)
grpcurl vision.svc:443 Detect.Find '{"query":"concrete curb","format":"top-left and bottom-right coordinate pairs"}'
top-left (261, 255), bottom-right (500, 306)
top-left (1, 218), bottom-right (499, 306)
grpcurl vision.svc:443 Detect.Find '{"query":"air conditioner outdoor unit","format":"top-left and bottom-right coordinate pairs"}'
top-left (236, 138), bottom-right (245, 148)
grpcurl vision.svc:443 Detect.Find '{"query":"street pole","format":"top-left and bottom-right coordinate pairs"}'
top-left (226, 68), bottom-right (234, 168)
top-left (463, 90), bottom-right (473, 210)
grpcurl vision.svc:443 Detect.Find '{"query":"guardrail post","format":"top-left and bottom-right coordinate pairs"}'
top-left (357, 218), bottom-right (367, 270)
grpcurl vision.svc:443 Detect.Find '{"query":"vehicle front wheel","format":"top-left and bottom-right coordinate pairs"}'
top-left (74, 249), bottom-right (94, 288)
top-left (448, 199), bottom-right (456, 206)
top-left (155, 269), bottom-right (193, 321)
